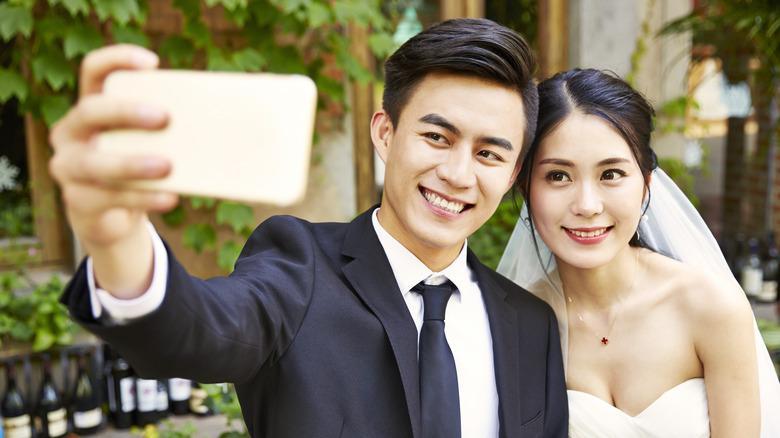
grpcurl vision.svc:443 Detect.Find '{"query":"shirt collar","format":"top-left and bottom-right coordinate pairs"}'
top-left (371, 209), bottom-right (471, 295)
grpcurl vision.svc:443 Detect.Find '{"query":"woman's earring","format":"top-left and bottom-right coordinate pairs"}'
top-left (641, 214), bottom-right (648, 222)
top-left (523, 217), bottom-right (531, 225)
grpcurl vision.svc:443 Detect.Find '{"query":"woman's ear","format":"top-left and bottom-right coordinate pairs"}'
top-left (370, 109), bottom-right (393, 164)
top-left (643, 172), bottom-right (653, 204)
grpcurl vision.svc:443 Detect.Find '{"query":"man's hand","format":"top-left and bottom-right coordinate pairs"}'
top-left (49, 44), bottom-right (178, 298)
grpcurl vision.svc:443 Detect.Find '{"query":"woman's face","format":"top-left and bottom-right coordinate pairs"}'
top-left (528, 113), bottom-right (646, 270)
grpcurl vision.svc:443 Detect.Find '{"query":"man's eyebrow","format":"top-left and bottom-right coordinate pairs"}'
top-left (419, 113), bottom-right (460, 136)
top-left (419, 113), bottom-right (514, 151)
top-left (479, 136), bottom-right (513, 152)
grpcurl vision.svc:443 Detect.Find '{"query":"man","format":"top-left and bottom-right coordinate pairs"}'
top-left (51, 18), bottom-right (567, 437)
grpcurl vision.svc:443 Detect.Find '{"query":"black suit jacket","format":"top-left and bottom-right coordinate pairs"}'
top-left (61, 207), bottom-right (567, 437)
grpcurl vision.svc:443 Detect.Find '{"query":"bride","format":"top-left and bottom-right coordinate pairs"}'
top-left (498, 68), bottom-right (780, 437)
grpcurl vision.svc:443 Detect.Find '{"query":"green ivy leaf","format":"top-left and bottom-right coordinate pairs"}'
top-left (63, 24), bottom-right (104, 59)
top-left (368, 33), bottom-right (395, 59)
top-left (207, 46), bottom-right (234, 71)
top-left (216, 202), bottom-right (254, 234)
top-left (0, 4), bottom-right (33, 41)
top-left (332, 1), bottom-right (375, 23)
top-left (189, 196), bottom-right (216, 210)
top-left (184, 19), bottom-right (211, 47)
top-left (307, 2), bottom-right (331, 27)
top-left (40, 94), bottom-right (72, 126)
top-left (35, 15), bottom-right (70, 44)
top-left (93, 0), bottom-right (144, 26)
top-left (183, 224), bottom-right (217, 253)
top-left (173, 0), bottom-right (201, 19)
top-left (55, 330), bottom-right (74, 346)
top-left (0, 69), bottom-right (29, 103)
top-left (33, 329), bottom-right (55, 352)
top-left (217, 241), bottom-right (242, 272)
top-left (9, 320), bottom-right (34, 341)
top-left (161, 203), bottom-right (187, 227)
top-left (248, 1), bottom-right (281, 26)
top-left (159, 35), bottom-right (195, 68)
top-left (271, 0), bottom-right (308, 13)
top-left (112, 24), bottom-right (149, 47)
top-left (31, 51), bottom-right (76, 91)
top-left (224, 3), bottom-right (250, 26)
top-left (232, 48), bottom-right (266, 72)
top-left (51, 0), bottom-right (90, 17)
top-left (204, 0), bottom-right (247, 10)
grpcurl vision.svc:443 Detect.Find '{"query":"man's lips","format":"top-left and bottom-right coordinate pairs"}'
top-left (421, 188), bottom-right (472, 214)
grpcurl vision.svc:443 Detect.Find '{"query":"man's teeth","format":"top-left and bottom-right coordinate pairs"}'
top-left (568, 228), bottom-right (607, 238)
top-left (424, 191), bottom-right (465, 214)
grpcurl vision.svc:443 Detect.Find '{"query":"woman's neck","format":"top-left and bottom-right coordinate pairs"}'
top-left (557, 246), bottom-right (642, 309)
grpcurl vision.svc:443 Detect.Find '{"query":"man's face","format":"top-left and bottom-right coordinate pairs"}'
top-left (372, 72), bottom-right (525, 270)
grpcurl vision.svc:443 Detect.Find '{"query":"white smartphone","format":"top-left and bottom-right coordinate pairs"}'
top-left (97, 69), bottom-right (317, 205)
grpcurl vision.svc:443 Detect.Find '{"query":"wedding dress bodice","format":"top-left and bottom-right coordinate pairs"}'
top-left (567, 378), bottom-right (709, 438)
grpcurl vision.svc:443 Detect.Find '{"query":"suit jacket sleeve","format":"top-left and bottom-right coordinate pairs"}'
top-left (544, 303), bottom-right (569, 437)
top-left (60, 215), bottom-right (318, 384)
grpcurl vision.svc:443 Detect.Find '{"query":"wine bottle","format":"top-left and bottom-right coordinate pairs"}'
top-left (106, 353), bottom-right (134, 429)
top-left (34, 354), bottom-right (67, 438)
top-left (69, 351), bottom-right (103, 435)
top-left (155, 380), bottom-right (169, 422)
top-left (1, 360), bottom-right (32, 438)
top-left (134, 378), bottom-right (158, 427)
top-left (741, 237), bottom-right (763, 299)
top-left (167, 378), bottom-right (191, 415)
top-left (760, 230), bottom-right (779, 302)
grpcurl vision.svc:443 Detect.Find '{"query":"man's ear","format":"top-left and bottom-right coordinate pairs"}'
top-left (371, 109), bottom-right (393, 164)
top-left (506, 161), bottom-right (522, 193)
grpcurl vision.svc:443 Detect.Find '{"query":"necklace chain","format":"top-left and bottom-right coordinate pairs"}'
top-left (564, 249), bottom-right (640, 346)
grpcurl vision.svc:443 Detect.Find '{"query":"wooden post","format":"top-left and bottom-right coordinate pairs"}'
top-left (537, 0), bottom-right (569, 78)
top-left (349, 23), bottom-right (378, 212)
top-left (440, 0), bottom-right (484, 19)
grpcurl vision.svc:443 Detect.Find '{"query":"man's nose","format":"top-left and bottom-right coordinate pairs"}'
top-left (437, 147), bottom-right (476, 188)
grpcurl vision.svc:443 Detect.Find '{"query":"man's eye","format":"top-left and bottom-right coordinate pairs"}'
top-left (426, 133), bottom-right (444, 142)
top-left (478, 150), bottom-right (501, 161)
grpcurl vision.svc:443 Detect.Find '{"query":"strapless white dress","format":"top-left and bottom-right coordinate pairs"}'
top-left (568, 378), bottom-right (710, 438)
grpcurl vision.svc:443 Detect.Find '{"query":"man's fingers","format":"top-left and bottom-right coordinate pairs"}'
top-left (62, 183), bottom-right (179, 215)
top-left (79, 44), bottom-right (159, 98)
top-left (49, 95), bottom-right (168, 148)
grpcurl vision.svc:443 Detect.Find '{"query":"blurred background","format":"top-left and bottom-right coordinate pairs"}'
top-left (0, 0), bottom-right (778, 436)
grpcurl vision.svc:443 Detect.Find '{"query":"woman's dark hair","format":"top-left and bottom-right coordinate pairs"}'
top-left (383, 18), bottom-right (539, 158)
top-left (518, 69), bottom-right (657, 247)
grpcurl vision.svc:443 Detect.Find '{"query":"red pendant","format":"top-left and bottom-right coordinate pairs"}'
top-left (601, 337), bottom-right (609, 345)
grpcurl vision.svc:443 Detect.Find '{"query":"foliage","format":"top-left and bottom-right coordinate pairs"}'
top-left (0, 0), bottom-right (395, 127)
top-left (0, 268), bottom-right (76, 351)
top-left (131, 421), bottom-right (199, 438)
top-left (0, 0), bottom-right (395, 274)
top-left (469, 195), bottom-right (521, 270)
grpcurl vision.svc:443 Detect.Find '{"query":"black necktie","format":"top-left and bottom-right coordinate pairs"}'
top-left (413, 278), bottom-right (461, 438)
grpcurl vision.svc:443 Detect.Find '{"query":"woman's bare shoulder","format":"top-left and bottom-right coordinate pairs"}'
top-left (642, 249), bottom-right (750, 319)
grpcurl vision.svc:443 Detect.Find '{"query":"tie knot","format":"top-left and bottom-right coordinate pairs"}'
top-left (412, 279), bottom-right (456, 321)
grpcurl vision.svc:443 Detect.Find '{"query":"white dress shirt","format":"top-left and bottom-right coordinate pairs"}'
top-left (371, 210), bottom-right (499, 437)
top-left (89, 213), bottom-right (499, 436)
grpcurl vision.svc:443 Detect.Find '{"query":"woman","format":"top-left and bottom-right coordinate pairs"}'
top-left (498, 69), bottom-right (780, 437)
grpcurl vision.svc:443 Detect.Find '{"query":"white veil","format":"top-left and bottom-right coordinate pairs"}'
top-left (497, 167), bottom-right (780, 436)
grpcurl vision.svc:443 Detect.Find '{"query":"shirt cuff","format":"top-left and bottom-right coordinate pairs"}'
top-left (86, 222), bottom-right (169, 323)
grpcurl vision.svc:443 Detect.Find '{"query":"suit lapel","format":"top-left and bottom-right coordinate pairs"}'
top-left (341, 207), bottom-right (422, 438)
top-left (469, 251), bottom-right (522, 437)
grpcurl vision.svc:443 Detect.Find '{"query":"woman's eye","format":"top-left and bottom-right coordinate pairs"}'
top-left (547, 171), bottom-right (570, 182)
top-left (601, 169), bottom-right (626, 180)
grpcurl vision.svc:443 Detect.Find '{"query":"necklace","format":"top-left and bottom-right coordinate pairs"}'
top-left (564, 249), bottom-right (640, 346)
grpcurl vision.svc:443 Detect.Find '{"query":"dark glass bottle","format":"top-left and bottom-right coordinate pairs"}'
top-left (134, 377), bottom-right (157, 427)
top-left (760, 230), bottom-right (779, 302)
top-left (2, 360), bottom-right (33, 438)
top-left (741, 237), bottom-right (763, 299)
top-left (106, 353), bottom-right (134, 429)
top-left (167, 378), bottom-right (191, 415)
top-left (69, 351), bottom-right (103, 435)
top-left (155, 380), bottom-right (169, 422)
top-left (35, 354), bottom-right (67, 438)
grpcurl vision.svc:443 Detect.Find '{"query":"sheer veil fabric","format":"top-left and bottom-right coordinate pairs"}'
top-left (497, 167), bottom-right (780, 436)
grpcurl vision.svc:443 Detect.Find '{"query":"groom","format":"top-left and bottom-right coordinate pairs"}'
top-left (51, 18), bottom-right (567, 437)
